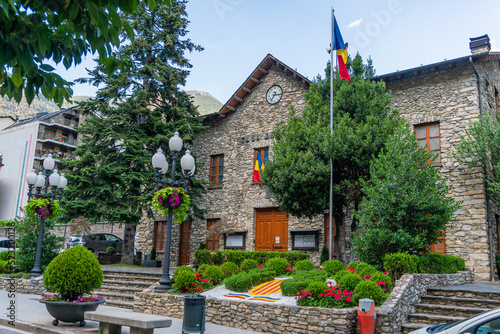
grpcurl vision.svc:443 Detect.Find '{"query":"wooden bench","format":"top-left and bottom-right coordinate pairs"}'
top-left (85, 309), bottom-right (172, 334)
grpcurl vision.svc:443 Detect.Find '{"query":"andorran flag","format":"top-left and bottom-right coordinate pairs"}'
top-left (252, 151), bottom-right (267, 183)
top-left (333, 16), bottom-right (351, 81)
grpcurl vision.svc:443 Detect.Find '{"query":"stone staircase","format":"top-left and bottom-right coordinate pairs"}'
top-left (95, 269), bottom-right (163, 309)
top-left (401, 285), bottom-right (500, 333)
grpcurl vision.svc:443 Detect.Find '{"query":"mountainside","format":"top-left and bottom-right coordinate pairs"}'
top-left (0, 91), bottom-right (222, 119)
top-left (187, 90), bottom-right (223, 115)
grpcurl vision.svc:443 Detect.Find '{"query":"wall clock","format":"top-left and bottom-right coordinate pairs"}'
top-left (266, 85), bottom-right (283, 105)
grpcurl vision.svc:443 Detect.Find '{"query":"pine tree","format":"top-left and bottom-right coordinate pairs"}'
top-left (62, 0), bottom-right (205, 264)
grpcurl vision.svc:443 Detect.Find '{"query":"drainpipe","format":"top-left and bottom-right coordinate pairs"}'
top-left (469, 57), bottom-right (495, 281)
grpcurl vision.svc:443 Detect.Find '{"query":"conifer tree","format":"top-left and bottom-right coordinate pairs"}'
top-left (62, 0), bottom-right (205, 264)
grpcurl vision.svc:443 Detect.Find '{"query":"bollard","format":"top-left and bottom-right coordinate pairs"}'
top-left (182, 294), bottom-right (206, 334)
top-left (358, 298), bottom-right (376, 334)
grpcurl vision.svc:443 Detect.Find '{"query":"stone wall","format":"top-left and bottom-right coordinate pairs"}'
top-left (385, 59), bottom-right (498, 280)
top-left (0, 276), bottom-right (45, 295)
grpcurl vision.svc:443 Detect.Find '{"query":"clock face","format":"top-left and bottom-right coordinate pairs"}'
top-left (266, 85), bottom-right (283, 104)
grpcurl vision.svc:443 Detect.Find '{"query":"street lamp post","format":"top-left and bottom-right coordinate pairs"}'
top-left (26, 154), bottom-right (68, 278)
top-left (151, 131), bottom-right (195, 293)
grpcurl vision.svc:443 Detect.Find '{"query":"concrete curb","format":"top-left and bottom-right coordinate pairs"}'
top-left (0, 318), bottom-right (74, 334)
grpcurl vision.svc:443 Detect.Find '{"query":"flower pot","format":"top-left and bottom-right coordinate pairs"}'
top-left (144, 259), bottom-right (161, 267)
top-left (39, 299), bottom-right (105, 327)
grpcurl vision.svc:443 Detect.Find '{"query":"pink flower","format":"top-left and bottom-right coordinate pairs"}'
top-left (383, 271), bottom-right (388, 275)
top-left (346, 296), bottom-right (352, 303)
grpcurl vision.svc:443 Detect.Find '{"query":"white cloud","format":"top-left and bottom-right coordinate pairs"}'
top-left (347, 18), bottom-right (363, 28)
top-left (490, 40), bottom-right (500, 52)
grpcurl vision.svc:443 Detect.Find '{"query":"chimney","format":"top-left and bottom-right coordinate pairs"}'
top-left (470, 34), bottom-right (491, 54)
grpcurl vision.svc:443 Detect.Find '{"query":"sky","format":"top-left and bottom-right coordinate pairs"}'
top-left (58, 0), bottom-right (500, 105)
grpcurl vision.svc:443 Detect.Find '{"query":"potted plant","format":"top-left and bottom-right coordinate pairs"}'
top-left (144, 246), bottom-right (161, 267)
top-left (152, 186), bottom-right (191, 224)
top-left (97, 246), bottom-right (122, 265)
top-left (41, 245), bottom-right (104, 327)
top-left (25, 198), bottom-right (61, 220)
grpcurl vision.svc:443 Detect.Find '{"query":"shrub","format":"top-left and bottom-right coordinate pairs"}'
top-left (353, 280), bottom-right (385, 306)
top-left (322, 260), bottom-right (345, 277)
top-left (248, 268), bottom-right (276, 286)
top-left (196, 264), bottom-right (210, 275)
top-left (359, 265), bottom-right (377, 278)
top-left (307, 281), bottom-right (328, 299)
top-left (43, 245), bottom-right (103, 301)
top-left (347, 261), bottom-right (360, 271)
top-left (224, 272), bottom-right (253, 292)
top-left (280, 279), bottom-right (309, 296)
top-left (383, 252), bottom-right (418, 282)
top-left (334, 270), bottom-right (350, 283)
top-left (172, 266), bottom-right (194, 284)
top-left (265, 257), bottom-right (289, 276)
top-left (106, 246), bottom-right (115, 254)
top-left (368, 271), bottom-right (393, 291)
top-left (203, 266), bottom-right (224, 285)
top-left (417, 253), bottom-right (465, 274)
top-left (337, 272), bottom-right (362, 292)
top-left (221, 262), bottom-right (239, 278)
top-left (194, 249), bottom-right (309, 266)
top-left (0, 251), bottom-right (13, 261)
top-left (240, 259), bottom-right (258, 272)
top-left (354, 262), bottom-right (373, 274)
top-left (174, 269), bottom-right (196, 292)
top-left (320, 245), bottom-right (329, 264)
top-left (150, 246), bottom-right (157, 261)
top-left (295, 259), bottom-right (315, 272)
top-left (294, 269), bottom-right (327, 283)
top-left (195, 249), bottom-right (213, 265)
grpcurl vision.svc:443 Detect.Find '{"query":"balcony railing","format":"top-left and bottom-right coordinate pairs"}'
top-left (34, 150), bottom-right (76, 160)
top-left (37, 133), bottom-right (77, 146)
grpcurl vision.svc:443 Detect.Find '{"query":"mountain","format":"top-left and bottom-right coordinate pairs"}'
top-left (187, 91), bottom-right (223, 115)
top-left (0, 91), bottom-right (222, 119)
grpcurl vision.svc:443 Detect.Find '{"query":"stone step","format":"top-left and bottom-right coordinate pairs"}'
top-left (415, 303), bottom-right (489, 318)
top-left (103, 299), bottom-right (134, 309)
top-left (421, 295), bottom-right (500, 309)
top-left (97, 285), bottom-right (147, 295)
top-left (103, 274), bottom-right (160, 283)
top-left (426, 288), bottom-right (500, 300)
top-left (95, 291), bottom-right (134, 303)
top-left (407, 313), bottom-right (465, 325)
top-left (400, 322), bottom-right (428, 334)
top-left (101, 279), bottom-right (153, 289)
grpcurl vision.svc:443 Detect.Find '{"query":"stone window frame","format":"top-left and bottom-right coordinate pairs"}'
top-left (253, 147), bottom-right (269, 183)
top-left (209, 154), bottom-right (224, 187)
top-left (415, 122), bottom-right (441, 165)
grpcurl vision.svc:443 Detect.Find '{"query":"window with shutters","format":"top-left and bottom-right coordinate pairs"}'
top-left (415, 123), bottom-right (441, 165)
top-left (209, 155), bottom-right (224, 187)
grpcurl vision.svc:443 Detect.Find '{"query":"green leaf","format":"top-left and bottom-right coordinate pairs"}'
top-left (39, 64), bottom-right (55, 71)
top-left (11, 70), bottom-right (23, 87)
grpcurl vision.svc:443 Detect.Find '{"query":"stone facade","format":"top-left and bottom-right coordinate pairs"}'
top-left (0, 276), bottom-right (45, 295)
top-left (133, 271), bottom-right (474, 334)
top-left (380, 53), bottom-right (500, 280)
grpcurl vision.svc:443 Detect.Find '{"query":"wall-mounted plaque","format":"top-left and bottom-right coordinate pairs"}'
top-left (289, 229), bottom-right (320, 250)
top-left (224, 230), bottom-right (247, 250)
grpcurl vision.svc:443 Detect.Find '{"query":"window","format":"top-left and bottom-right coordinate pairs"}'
top-left (206, 219), bottom-right (220, 251)
top-left (415, 123), bottom-right (441, 165)
top-left (154, 221), bottom-right (167, 252)
top-left (253, 147), bottom-right (268, 183)
top-left (209, 155), bottom-right (224, 187)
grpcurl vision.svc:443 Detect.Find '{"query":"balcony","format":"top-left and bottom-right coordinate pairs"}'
top-left (34, 149), bottom-right (76, 161)
top-left (39, 119), bottom-right (78, 132)
top-left (37, 133), bottom-right (77, 147)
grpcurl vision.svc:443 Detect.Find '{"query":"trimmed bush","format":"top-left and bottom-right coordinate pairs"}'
top-left (280, 279), bottom-right (309, 296)
top-left (248, 268), bottom-right (276, 286)
top-left (43, 245), bottom-right (103, 301)
top-left (224, 272), bottom-right (253, 292)
top-left (221, 262), bottom-right (239, 278)
top-left (196, 264), bottom-right (210, 275)
top-left (337, 272), bottom-right (362, 292)
top-left (353, 280), bottom-right (385, 305)
top-left (347, 261), bottom-right (360, 271)
top-left (173, 266), bottom-right (194, 283)
top-left (383, 252), bottom-right (418, 282)
top-left (368, 271), bottom-right (393, 291)
top-left (195, 249), bottom-right (213, 265)
top-left (194, 249), bottom-right (309, 266)
top-left (322, 260), bottom-right (345, 277)
top-left (294, 269), bottom-right (327, 283)
top-left (359, 265), bottom-right (377, 278)
top-left (106, 246), bottom-right (115, 254)
top-left (334, 269), bottom-right (350, 283)
top-left (174, 269), bottom-right (196, 292)
top-left (0, 251), bottom-right (13, 261)
top-left (150, 246), bottom-right (157, 261)
top-left (295, 259), bottom-right (315, 272)
top-left (307, 281), bottom-right (328, 299)
top-left (417, 253), bottom-right (465, 274)
top-left (265, 257), bottom-right (289, 276)
top-left (240, 259), bottom-right (258, 272)
top-left (320, 245), bottom-right (329, 264)
top-left (203, 266), bottom-right (224, 285)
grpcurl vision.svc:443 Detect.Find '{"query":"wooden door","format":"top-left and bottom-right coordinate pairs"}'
top-left (178, 221), bottom-right (192, 266)
top-left (154, 221), bottom-right (167, 252)
top-left (430, 236), bottom-right (446, 254)
top-left (255, 208), bottom-right (288, 252)
top-left (206, 219), bottom-right (220, 251)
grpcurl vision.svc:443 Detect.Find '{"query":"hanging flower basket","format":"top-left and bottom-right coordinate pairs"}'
top-left (152, 187), bottom-right (190, 224)
top-left (25, 198), bottom-right (61, 220)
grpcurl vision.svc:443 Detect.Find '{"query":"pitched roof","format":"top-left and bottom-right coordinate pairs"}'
top-left (218, 54), bottom-right (311, 117)
top-left (4, 106), bottom-right (81, 130)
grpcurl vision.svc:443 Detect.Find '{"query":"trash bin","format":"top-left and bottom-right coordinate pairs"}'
top-left (135, 251), bottom-right (142, 265)
top-left (182, 294), bottom-right (206, 334)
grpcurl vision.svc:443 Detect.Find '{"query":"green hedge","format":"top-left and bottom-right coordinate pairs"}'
top-left (224, 272), bottom-right (253, 292)
top-left (248, 268), bottom-right (276, 286)
top-left (195, 249), bottom-right (308, 266)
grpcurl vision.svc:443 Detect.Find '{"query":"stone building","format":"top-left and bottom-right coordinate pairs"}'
top-left (137, 35), bottom-right (500, 280)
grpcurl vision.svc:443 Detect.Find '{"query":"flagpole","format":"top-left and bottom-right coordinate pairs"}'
top-left (328, 7), bottom-right (334, 261)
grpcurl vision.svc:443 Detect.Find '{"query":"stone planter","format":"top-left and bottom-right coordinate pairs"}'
top-left (39, 299), bottom-right (105, 327)
top-left (97, 253), bottom-right (122, 265)
top-left (144, 259), bottom-right (161, 267)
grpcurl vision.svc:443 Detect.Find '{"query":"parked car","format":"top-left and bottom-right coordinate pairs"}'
top-left (0, 237), bottom-right (17, 253)
top-left (66, 233), bottom-right (123, 253)
top-left (409, 307), bottom-right (500, 334)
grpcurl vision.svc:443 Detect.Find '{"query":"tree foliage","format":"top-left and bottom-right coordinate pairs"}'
top-left (262, 53), bottom-right (400, 261)
top-left (61, 0), bottom-right (204, 263)
top-left (0, 0), bottom-right (170, 106)
top-left (352, 124), bottom-right (462, 267)
top-left (454, 112), bottom-right (500, 206)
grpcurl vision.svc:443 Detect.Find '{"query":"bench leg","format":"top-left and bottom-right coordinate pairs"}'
top-left (130, 327), bottom-right (153, 334)
top-left (100, 322), bottom-right (122, 334)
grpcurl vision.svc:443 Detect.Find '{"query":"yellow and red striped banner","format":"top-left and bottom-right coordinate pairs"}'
top-left (248, 279), bottom-right (283, 296)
